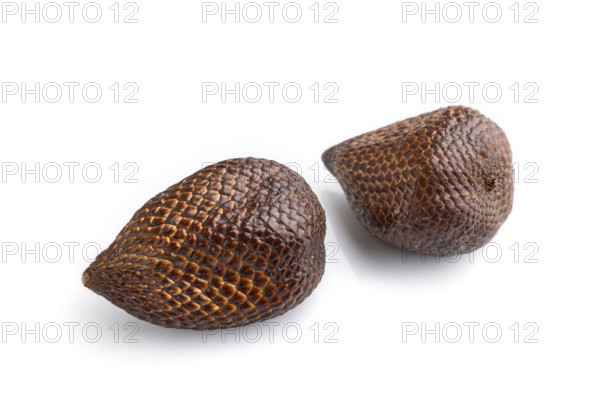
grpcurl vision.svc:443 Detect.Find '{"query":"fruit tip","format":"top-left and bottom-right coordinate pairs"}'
top-left (321, 145), bottom-right (340, 174)
top-left (81, 267), bottom-right (93, 289)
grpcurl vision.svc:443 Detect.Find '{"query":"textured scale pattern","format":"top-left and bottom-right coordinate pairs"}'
top-left (83, 158), bottom-right (326, 330)
top-left (322, 106), bottom-right (513, 255)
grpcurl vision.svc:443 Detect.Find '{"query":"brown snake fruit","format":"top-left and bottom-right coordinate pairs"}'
top-left (323, 106), bottom-right (513, 256)
top-left (82, 158), bottom-right (326, 330)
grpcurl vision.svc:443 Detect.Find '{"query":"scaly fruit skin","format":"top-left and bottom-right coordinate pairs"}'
top-left (83, 158), bottom-right (326, 330)
top-left (323, 106), bottom-right (513, 255)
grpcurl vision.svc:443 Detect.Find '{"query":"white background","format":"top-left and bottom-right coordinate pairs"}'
top-left (1, 0), bottom-right (598, 398)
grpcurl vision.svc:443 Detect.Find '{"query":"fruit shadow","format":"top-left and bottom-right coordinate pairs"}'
top-left (319, 188), bottom-right (471, 279)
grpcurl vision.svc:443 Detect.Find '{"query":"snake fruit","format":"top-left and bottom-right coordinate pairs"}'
top-left (82, 158), bottom-right (326, 330)
top-left (323, 106), bottom-right (513, 255)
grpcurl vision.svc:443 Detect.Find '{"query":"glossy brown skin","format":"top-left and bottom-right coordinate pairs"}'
top-left (83, 158), bottom-right (326, 330)
top-left (323, 106), bottom-right (513, 255)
